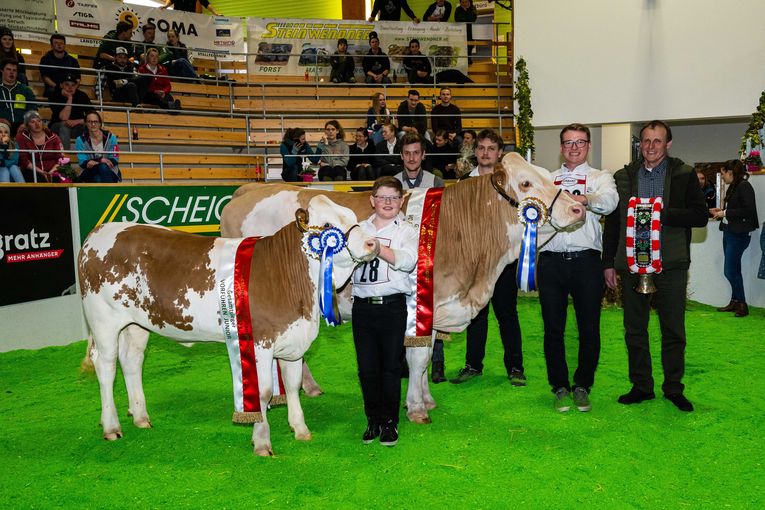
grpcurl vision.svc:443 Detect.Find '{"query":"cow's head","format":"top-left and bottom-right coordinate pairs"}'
top-left (297, 195), bottom-right (379, 273)
top-left (499, 152), bottom-right (585, 231)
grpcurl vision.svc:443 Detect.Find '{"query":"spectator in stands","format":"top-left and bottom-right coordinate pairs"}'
top-left (403, 39), bottom-right (432, 84)
top-left (369, 0), bottom-right (420, 22)
top-left (394, 132), bottom-right (443, 189)
top-left (40, 34), bottom-right (81, 98)
top-left (428, 129), bottom-right (458, 179)
top-left (16, 110), bottom-right (65, 183)
top-left (454, 0), bottom-right (477, 60)
top-left (455, 128), bottom-right (477, 176)
top-left (105, 47), bottom-right (145, 107)
top-left (431, 86), bottom-right (462, 141)
top-left (279, 127), bottom-right (319, 182)
top-left (134, 23), bottom-right (160, 64)
top-left (397, 89), bottom-right (428, 138)
top-left (317, 120), bottom-right (349, 181)
top-left (0, 59), bottom-right (36, 136)
top-left (96, 22), bottom-right (136, 69)
top-left (367, 92), bottom-right (395, 145)
top-left (48, 74), bottom-right (93, 149)
top-left (0, 118), bottom-right (23, 182)
top-left (375, 122), bottom-right (403, 177)
top-left (363, 32), bottom-right (391, 85)
top-left (330, 38), bottom-right (356, 84)
top-left (138, 48), bottom-right (181, 111)
top-left (162, 0), bottom-right (220, 16)
top-left (160, 29), bottom-right (199, 82)
top-left (75, 110), bottom-right (121, 183)
top-left (348, 127), bottom-right (377, 181)
top-left (424, 0), bottom-right (452, 22)
top-left (0, 27), bottom-right (27, 85)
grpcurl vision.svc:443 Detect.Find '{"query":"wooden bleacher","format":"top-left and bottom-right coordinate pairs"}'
top-left (17, 36), bottom-right (513, 182)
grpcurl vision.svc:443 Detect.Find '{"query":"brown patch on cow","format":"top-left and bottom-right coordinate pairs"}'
top-left (433, 171), bottom-right (518, 309)
top-left (79, 225), bottom-right (216, 330)
top-left (248, 222), bottom-right (314, 348)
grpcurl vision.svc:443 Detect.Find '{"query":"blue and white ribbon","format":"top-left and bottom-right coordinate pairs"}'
top-left (516, 197), bottom-right (549, 292)
top-left (303, 226), bottom-right (346, 326)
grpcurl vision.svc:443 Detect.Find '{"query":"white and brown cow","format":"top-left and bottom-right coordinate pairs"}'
top-left (221, 152), bottom-right (586, 423)
top-left (78, 196), bottom-right (378, 456)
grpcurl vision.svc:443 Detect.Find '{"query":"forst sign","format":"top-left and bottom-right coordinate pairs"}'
top-left (77, 186), bottom-right (238, 242)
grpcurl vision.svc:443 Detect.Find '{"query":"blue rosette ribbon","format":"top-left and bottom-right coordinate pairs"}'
top-left (516, 197), bottom-right (549, 292)
top-left (311, 226), bottom-right (346, 326)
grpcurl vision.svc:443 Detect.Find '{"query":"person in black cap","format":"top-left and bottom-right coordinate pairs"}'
top-left (105, 47), bottom-right (146, 107)
top-left (40, 34), bottom-right (81, 98)
top-left (48, 74), bottom-right (93, 149)
top-left (368, 0), bottom-right (420, 22)
top-left (96, 22), bottom-right (136, 69)
top-left (0, 26), bottom-right (27, 85)
top-left (362, 32), bottom-right (391, 85)
top-left (329, 38), bottom-right (356, 83)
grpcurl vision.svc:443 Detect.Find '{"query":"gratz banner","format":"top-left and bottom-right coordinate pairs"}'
top-left (0, 188), bottom-right (76, 307)
top-left (54, 0), bottom-right (245, 60)
top-left (77, 186), bottom-right (238, 243)
top-left (247, 19), bottom-right (467, 78)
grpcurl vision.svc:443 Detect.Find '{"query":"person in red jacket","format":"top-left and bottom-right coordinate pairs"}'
top-left (137, 48), bottom-right (181, 111)
top-left (15, 110), bottom-right (65, 182)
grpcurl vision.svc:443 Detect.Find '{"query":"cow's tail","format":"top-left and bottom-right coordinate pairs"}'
top-left (80, 334), bottom-right (96, 373)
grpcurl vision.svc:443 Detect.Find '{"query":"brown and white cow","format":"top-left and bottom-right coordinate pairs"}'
top-left (78, 196), bottom-right (378, 456)
top-left (221, 152), bottom-right (586, 423)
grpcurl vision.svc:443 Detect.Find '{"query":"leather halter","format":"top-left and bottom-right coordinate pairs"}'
top-left (490, 170), bottom-right (565, 230)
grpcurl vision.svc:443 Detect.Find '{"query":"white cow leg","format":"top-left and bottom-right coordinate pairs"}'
top-left (405, 346), bottom-right (432, 424)
top-left (251, 349), bottom-right (274, 456)
top-left (280, 358), bottom-right (311, 441)
top-left (422, 336), bottom-right (437, 410)
top-left (91, 324), bottom-right (123, 440)
top-left (118, 324), bottom-right (152, 429)
top-left (301, 360), bottom-right (323, 397)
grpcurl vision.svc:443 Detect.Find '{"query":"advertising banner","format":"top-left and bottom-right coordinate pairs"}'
top-left (247, 18), bottom-right (467, 78)
top-left (0, 188), bottom-right (75, 307)
top-left (77, 186), bottom-right (239, 243)
top-left (0, 0), bottom-right (55, 37)
top-left (54, 0), bottom-right (245, 59)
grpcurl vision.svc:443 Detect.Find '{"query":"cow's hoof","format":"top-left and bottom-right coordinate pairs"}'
top-left (295, 430), bottom-right (312, 441)
top-left (253, 445), bottom-right (274, 457)
top-left (407, 412), bottom-right (432, 425)
top-left (302, 384), bottom-right (324, 398)
top-left (103, 430), bottom-right (123, 441)
top-left (134, 418), bottom-right (153, 429)
top-left (424, 400), bottom-right (437, 411)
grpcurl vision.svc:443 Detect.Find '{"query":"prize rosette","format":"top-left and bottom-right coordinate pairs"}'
top-left (625, 197), bottom-right (662, 275)
top-left (303, 226), bottom-right (347, 326)
top-left (516, 197), bottom-right (549, 292)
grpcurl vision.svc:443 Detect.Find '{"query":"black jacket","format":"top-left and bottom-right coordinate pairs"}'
top-left (722, 179), bottom-right (759, 234)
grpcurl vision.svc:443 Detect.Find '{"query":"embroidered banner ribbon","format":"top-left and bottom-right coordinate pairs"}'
top-left (626, 197), bottom-right (663, 274)
top-left (516, 197), bottom-right (549, 292)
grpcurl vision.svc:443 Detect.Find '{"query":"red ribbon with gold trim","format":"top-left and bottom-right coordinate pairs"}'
top-left (233, 237), bottom-right (259, 414)
top-left (416, 187), bottom-right (444, 337)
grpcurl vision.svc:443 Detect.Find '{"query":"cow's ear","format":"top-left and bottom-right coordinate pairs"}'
top-left (295, 208), bottom-right (309, 232)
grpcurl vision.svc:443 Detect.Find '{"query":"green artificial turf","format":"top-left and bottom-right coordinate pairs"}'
top-left (1, 298), bottom-right (763, 508)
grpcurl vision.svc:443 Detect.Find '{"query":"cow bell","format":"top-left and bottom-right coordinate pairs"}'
top-left (633, 273), bottom-right (657, 294)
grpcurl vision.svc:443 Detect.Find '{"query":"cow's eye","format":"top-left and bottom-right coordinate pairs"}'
top-left (521, 180), bottom-right (532, 190)
top-left (323, 222), bottom-right (331, 228)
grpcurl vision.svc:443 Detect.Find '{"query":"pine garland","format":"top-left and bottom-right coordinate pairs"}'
top-left (740, 90), bottom-right (765, 154)
top-left (514, 57), bottom-right (534, 156)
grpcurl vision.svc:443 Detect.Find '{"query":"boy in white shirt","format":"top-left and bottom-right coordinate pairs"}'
top-left (353, 176), bottom-right (418, 447)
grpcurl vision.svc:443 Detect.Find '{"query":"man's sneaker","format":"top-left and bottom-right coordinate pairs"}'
top-left (572, 387), bottom-right (592, 412)
top-left (508, 368), bottom-right (527, 387)
top-left (379, 421), bottom-right (398, 447)
top-left (362, 421), bottom-right (380, 444)
top-left (554, 387), bottom-right (571, 412)
top-left (449, 365), bottom-right (482, 384)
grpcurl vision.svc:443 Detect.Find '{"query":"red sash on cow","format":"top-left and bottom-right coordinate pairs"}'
top-left (218, 237), bottom-right (285, 424)
top-left (403, 188), bottom-right (444, 347)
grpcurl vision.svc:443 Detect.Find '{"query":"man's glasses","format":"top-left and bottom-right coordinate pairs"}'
top-left (561, 139), bottom-right (589, 148)
top-left (373, 195), bottom-right (402, 203)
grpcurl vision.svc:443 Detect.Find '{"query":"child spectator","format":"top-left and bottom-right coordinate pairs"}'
top-left (0, 118), bottom-right (23, 182)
